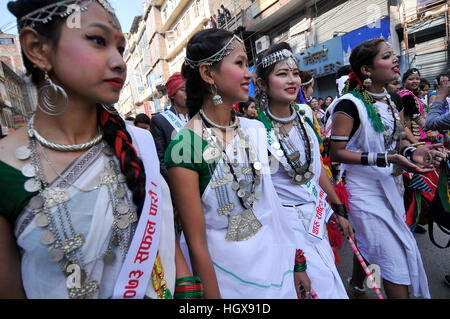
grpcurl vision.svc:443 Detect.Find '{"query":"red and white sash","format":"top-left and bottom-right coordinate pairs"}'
top-left (113, 126), bottom-right (163, 299)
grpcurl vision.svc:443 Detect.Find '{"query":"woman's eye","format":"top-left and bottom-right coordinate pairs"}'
top-left (86, 35), bottom-right (106, 46)
top-left (118, 47), bottom-right (125, 55)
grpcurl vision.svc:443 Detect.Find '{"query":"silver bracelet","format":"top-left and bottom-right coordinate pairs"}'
top-left (367, 152), bottom-right (377, 166)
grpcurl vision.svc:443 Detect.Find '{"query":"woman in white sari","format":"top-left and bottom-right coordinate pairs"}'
top-left (165, 28), bottom-right (311, 299)
top-left (254, 42), bottom-right (352, 299)
top-left (0, 0), bottom-right (189, 299)
top-left (326, 38), bottom-right (444, 298)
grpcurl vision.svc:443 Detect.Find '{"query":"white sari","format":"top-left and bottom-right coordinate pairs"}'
top-left (268, 105), bottom-right (348, 299)
top-left (325, 93), bottom-right (430, 298)
top-left (14, 125), bottom-right (175, 299)
top-left (180, 118), bottom-right (298, 299)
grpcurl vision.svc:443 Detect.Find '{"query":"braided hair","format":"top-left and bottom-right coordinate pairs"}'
top-left (8, 0), bottom-right (147, 215)
top-left (181, 28), bottom-right (234, 118)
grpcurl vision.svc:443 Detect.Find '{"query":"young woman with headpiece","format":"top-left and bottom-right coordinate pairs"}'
top-left (254, 42), bottom-right (353, 299)
top-left (164, 29), bottom-right (310, 299)
top-left (399, 68), bottom-right (439, 144)
top-left (0, 0), bottom-right (191, 299)
top-left (326, 38), bottom-right (445, 299)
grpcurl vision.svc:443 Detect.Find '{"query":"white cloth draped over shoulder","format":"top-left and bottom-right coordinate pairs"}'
top-left (180, 118), bottom-right (298, 299)
top-left (14, 125), bottom-right (176, 299)
top-left (268, 104), bottom-right (348, 299)
top-left (325, 93), bottom-right (430, 298)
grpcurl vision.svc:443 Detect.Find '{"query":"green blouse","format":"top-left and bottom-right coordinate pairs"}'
top-left (0, 161), bottom-right (39, 224)
top-left (164, 128), bottom-right (217, 196)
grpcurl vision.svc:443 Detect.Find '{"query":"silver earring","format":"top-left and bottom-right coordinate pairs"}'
top-left (212, 84), bottom-right (223, 105)
top-left (260, 90), bottom-right (268, 110)
top-left (38, 71), bottom-right (68, 116)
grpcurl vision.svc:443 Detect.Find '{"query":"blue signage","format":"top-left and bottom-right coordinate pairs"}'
top-left (295, 37), bottom-right (344, 78)
top-left (341, 18), bottom-right (391, 65)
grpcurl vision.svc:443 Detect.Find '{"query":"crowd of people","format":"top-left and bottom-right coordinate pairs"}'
top-left (0, 0), bottom-right (449, 300)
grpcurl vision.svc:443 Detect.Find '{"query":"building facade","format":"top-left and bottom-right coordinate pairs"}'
top-left (117, 0), bottom-right (252, 118)
top-left (396, 0), bottom-right (449, 84)
top-left (0, 32), bottom-right (37, 134)
top-left (117, 0), bottom-right (448, 115)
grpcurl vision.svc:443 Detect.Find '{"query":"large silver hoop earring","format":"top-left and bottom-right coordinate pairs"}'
top-left (38, 71), bottom-right (68, 116)
top-left (212, 84), bottom-right (223, 105)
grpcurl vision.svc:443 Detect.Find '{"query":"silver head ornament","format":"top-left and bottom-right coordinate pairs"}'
top-left (184, 35), bottom-right (244, 69)
top-left (260, 49), bottom-right (299, 69)
top-left (17, 0), bottom-right (121, 31)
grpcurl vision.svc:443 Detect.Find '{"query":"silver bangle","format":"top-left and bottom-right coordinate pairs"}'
top-left (367, 152), bottom-right (376, 166)
top-left (330, 135), bottom-right (350, 141)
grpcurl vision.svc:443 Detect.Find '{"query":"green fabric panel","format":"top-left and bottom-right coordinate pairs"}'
top-left (164, 128), bottom-right (215, 196)
top-left (0, 161), bottom-right (39, 224)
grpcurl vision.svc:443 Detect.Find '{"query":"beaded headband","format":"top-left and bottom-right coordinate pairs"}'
top-left (17, 0), bottom-right (120, 30)
top-left (184, 35), bottom-right (244, 69)
top-left (260, 49), bottom-right (299, 69)
top-left (300, 78), bottom-right (313, 87)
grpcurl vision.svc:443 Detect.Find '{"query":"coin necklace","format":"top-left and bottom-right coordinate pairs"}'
top-left (266, 104), bottom-right (315, 185)
top-left (370, 94), bottom-right (404, 176)
top-left (199, 111), bottom-right (262, 241)
top-left (18, 126), bottom-right (137, 298)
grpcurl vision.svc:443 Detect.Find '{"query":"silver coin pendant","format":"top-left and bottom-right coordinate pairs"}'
top-left (40, 229), bottom-right (56, 245)
top-left (24, 179), bottom-right (41, 193)
top-left (48, 246), bottom-right (65, 262)
top-left (116, 201), bottom-right (129, 215)
top-left (35, 212), bottom-right (49, 227)
top-left (15, 146), bottom-right (31, 160)
top-left (21, 163), bottom-right (36, 178)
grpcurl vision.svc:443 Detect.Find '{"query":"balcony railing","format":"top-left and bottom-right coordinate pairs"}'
top-left (160, 0), bottom-right (190, 33)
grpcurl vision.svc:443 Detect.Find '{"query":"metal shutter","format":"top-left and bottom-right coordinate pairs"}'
top-left (314, 0), bottom-right (389, 45)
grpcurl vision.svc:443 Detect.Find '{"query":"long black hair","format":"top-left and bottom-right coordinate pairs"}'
top-left (181, 28), bottom-right (234, 118)
top-left (8, 0), bottom-right (147, 215)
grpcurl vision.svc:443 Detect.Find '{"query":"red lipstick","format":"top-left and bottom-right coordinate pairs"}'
top-left (105, 77), bottom-right (124, 89)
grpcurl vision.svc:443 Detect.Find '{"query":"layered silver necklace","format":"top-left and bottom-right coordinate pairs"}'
top-left (16, 123), bottom-right (138, 299)
top-left (28, 115), bottom-right (103, 152)
top-left (266, 104), bottom-right (315, 185)
top-left (369, 94), bottom-right (404, 176)
top-left (199, 110), bottom-right (263, 241)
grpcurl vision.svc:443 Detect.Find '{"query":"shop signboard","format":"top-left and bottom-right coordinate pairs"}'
top-left (296, 37), bottom-right (344, 78)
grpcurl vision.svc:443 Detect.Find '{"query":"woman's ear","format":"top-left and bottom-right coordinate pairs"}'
top-left (198, 64), bottom-right (216, 85)
top-left (360, 65), bottom-right (372, 79)
top-left (19, 27), bottom-right (53, 72)
top-left (256, 77), bottom-right (267, 92)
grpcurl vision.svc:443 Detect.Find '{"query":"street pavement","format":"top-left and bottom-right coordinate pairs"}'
top-left (335, 223), bottom-right (450, 299)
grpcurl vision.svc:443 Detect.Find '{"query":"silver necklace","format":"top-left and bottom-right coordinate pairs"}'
top-left (37, 142), bottom-right (102, 193)
top-left (270, 112), bottom-right (315, 185)
top-left (22, 124), bottom-right (136, 298)
top-left (28, 116), bottom-right (103, 152)
top-left (199, 108), bottom-right (238, 130)
top-left (266, 104), bottom-right (297, 124)
top-left (201, 116), bottom-right (262, 241)
top-left (366, 88), bottom-right (388, 100)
